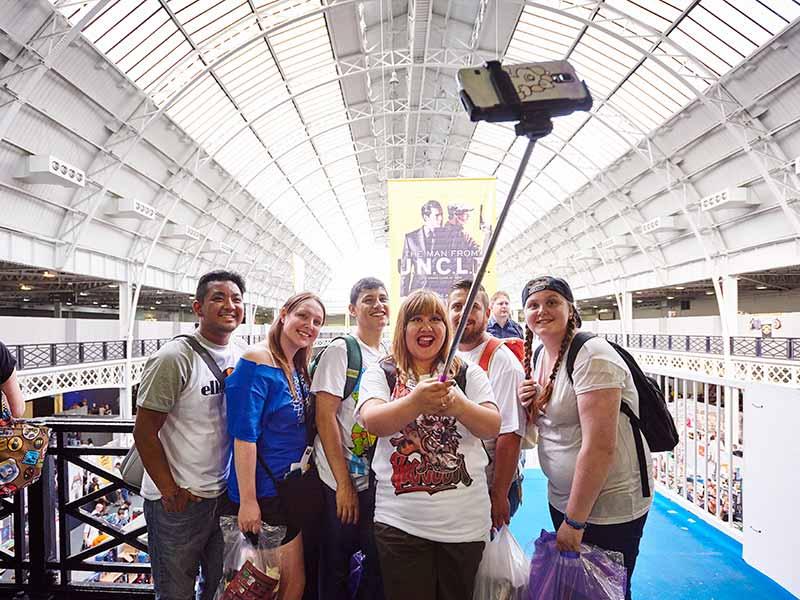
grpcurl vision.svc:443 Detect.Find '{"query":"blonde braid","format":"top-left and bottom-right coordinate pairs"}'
top-left (533, 312), bottom-right (577, 415)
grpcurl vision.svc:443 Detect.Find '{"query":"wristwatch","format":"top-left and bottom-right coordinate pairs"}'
top-left (564, 515), bottom-right (588, 530)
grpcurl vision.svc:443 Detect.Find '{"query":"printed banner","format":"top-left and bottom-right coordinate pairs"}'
top-left (388, 178), bottom-right (496, 309)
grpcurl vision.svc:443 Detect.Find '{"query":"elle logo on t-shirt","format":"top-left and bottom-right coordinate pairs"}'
top-left (201, 379), bottom-right (223, 396)
top-left (200, 367), bottom-right (233, 396)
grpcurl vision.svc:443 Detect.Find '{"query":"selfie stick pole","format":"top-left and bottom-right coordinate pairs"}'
top-left (440, 114), bottom-right (554, 380)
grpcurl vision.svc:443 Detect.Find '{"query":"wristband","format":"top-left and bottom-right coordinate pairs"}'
top-left (564, 516), bottom-right (588, 530)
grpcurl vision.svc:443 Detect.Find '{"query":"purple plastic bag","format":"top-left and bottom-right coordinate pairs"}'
top-left (527, 530), bottom-right (627, 600)
top-left (348, 550), bottom-right (365, 600)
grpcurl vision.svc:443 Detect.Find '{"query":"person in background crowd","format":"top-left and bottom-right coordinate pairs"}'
top-left (517, 276), bottom-right (652, 600)
top-left (134, 270), bottom-right (246, 600)
top-left (356, 290), bottom-right (500, 600)
top-left (447, 280), bottom-right (526, 530)
top-left (313, 278), bottom-right (388, 599)
top-left (0, 340), bottom-right (26, 418)
top-left (487, 291), bottom-right (524, 339)
top-left (224, 292), bottom-right (326, 600)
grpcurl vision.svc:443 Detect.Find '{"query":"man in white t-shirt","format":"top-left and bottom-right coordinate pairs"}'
top-left (312, 277), bottom-right (389, 600)
top-left (448, 279), bottom-right (526, 530)
top-left (134, 270), bottom-right (245, 600)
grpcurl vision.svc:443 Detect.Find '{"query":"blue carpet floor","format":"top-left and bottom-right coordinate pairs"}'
top-left (509, 468), bottom-right (796, 600)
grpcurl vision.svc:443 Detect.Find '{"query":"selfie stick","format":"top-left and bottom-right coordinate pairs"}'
top-left (440, 112), bottom-right (555, 381)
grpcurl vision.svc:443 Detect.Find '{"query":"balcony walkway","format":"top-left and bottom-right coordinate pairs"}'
top-left (510, 468), bottom-right (796, 600)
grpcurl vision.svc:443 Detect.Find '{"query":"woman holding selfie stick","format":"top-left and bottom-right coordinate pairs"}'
top-left (356, 289), bottom-right (500, 600)
top-left (518, 276), bottom-right (652, 600)
top-left (224, 292), bottom-right (326, 600)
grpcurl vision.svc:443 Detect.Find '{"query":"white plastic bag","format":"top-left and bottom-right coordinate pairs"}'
top-left (473, 526), bottom-right (529, 600)
top-left (214, 516), bottom-right (286, 600)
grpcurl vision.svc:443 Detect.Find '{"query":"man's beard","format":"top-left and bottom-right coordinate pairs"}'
top-left (460, 325), bottom-right (484, 346)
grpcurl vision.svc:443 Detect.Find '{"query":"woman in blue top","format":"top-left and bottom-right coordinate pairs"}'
top-left (224, 292), bottom-right (326, 599)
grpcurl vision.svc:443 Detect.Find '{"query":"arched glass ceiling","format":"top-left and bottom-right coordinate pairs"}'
top-left (52, 0), bottom-right (800, 293)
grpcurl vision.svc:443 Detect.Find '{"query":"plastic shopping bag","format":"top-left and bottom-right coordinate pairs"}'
top-left (472, 526), bottom-right (529, 600)
top-left (214, 516), bottom-right (286, 600)
top-left (348, 550), bottom-right (365, 600)
top-left (527, 530), bottom-right (627, 600)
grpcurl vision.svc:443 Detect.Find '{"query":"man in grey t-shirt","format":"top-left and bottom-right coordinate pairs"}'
top-left (134, 270), bottom-right (245, 600)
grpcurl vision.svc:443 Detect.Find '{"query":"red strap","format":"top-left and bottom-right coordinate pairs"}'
top-left (478, 337), bottom-right (503, 372)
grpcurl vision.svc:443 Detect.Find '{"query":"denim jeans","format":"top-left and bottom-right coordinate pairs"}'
top-left (144, 496), bottom-right (224, 600)
top-left (549, 505), bottom-right (648, 600)
top-left (318, 483), bottom-right (384, 600)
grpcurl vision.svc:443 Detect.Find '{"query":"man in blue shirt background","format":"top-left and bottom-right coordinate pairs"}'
top-left (486, 290), bottom-right (524, 339)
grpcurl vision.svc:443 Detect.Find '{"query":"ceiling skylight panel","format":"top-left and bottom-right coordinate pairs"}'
top-left (746, 0), bottom-right (800, 32)
top-left (79, 0), bottom-right (149, 49)
top-left (188, 4), bottom-right (252, 44)
top-left (168, 74), bottom-right (221, 122)
top-left (604, 0), bottom-right (678, 32)
top-left (635, 59), bottom-right (696, 106)
top-left (459, 154), bottom-right (498, 177)
top-left (691, 2), bottom-right (765, 54)
top-left (254, 107), bottom-right (307, 158)
top-left (124, 23), bottom-right (182, 82)
top-left (607, 86), bottom-right (664, 132)
top-left (215, 42), bottom-right (274, 83)
top-left (566, 120), bottom-right (628, 171)
top-left (314, 129), bottom-right (355, 161)
top-left (671, 17), bottom-right (741, 74)
top-left (216, 129), bottom-right (264, 176)
top-left (93, 0), bottom-right (162, 61)
top-left (623, 71), bottom-right (686, 118)
top-left (105, 7), bottom-right (168, 65)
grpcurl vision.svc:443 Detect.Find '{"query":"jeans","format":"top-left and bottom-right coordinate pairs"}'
top-left (144, 496), bottom-right (224, 600)
top-left (508, 476), bottom-right (523, 518)
top-left (318, 483), bottom-right (384, 600)
top-left (549, 505), bottom-right (648, 600)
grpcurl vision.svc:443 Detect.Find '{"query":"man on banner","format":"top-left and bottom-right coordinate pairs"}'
top-left (425, 203), bottom-right (483, 298)
top-left (398, 200), bottom-right (443, 296)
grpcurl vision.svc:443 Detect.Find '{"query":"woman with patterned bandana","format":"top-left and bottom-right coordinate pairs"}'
top-left (518, 276), bottom-right (652, 600)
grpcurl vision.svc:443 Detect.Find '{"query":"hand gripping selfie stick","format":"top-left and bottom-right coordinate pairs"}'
top-left (440, 61), bottom-right (593, 380)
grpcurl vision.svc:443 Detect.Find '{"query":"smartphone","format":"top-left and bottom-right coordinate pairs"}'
top-left (457, 60), bottom-right (592, 122)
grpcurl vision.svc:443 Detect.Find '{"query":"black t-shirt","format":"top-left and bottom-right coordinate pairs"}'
top-left (0, 341), bottom-right (16, 385)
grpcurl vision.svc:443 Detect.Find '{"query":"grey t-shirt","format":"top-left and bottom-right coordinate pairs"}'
top-left (137, 331), bottom-right (244, 500)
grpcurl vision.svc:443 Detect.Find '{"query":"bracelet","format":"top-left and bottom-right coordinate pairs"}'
top-left (564, 516), bottom-right (588, 530)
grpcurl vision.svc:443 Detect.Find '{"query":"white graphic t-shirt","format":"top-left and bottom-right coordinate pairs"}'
top-left (356, 361), bottom-right (496, 543)
top-left (311, 336), bottom-right (384, 492)
top-left (458, 339), bottom-right (526, 485)
top-left (137, 331), bottom-right (244, 501)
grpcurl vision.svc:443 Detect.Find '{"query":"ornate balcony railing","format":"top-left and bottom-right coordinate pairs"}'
top-left (0, 418), bottom-right (151, 598)
top-left (8, 335), bottom-right (269, 371)
top-left (608, 333), bottom-right (799, 360)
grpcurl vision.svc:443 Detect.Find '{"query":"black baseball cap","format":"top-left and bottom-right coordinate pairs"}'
top-left (521, 276), bottom-right (575, 305)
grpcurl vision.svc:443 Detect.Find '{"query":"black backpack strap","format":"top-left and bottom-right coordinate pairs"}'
top-left (533, 344), bottom-right (543, 373)
top-left (454, 362), bottom-right (468, 394)
top-left (173, 334), bottom-right (227, 387)
top-left (564, 332), bottom-right (596, 383)
top-left (620, 402), bottom-right (651, 497)
top-left (380, 357), bottom-right (398, 395)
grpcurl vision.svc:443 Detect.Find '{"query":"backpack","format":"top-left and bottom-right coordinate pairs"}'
top-left (309, 335), bottom-right (363, 401)
top-left (478, 336), bottom-right (526, 372)
top-left (534, 332), bottom-right (679, 497)
top-left (307, 335), bottom-right (364, 449)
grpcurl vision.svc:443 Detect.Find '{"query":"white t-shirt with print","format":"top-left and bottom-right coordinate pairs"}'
top-left (137, 331), bottom-right (244, 501)
top-left (311, 336), bottom-right (384, 492)
top-left (535, 337), bottom-right (653, 525)
top-left (458, 339), bottom-right (526, 485)
top-left (355, 361), bottom-right (496, 543)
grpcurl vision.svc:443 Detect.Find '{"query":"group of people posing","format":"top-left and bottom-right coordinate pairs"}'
top-left (133, 270), bottom-right (652, 600)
